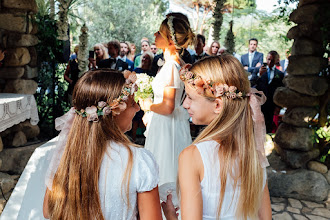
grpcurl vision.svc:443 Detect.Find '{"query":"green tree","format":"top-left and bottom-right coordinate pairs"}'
top-left (83, 0), bottom-right (168, 49)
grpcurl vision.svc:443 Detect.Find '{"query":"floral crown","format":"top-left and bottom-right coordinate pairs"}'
top-left (167, 16), bottom-right (180, 48)
top-left (179, 64), bottom-right (246, 99)
top-left (75, 70), bottom-right (138, 122)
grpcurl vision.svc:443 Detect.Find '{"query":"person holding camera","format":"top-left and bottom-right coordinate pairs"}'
top-left (256, 50), bottom-right (284, 133)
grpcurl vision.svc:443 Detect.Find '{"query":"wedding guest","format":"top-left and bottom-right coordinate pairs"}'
top-left (88, 43), bottom-right (109, 69)
top-left (43, 69), bottom-right (162, 220)
top-left (64, 47), bottom-right (79, 104)
top-left (133, 51), bottom-right (154, 76)
top-left (142, 14), bottom-right (195, 185)
top-left (69, 45), bottom-right (79, 60)
top-left (218, 47), bottom-right (227, 55)
top-left (241, 38), bottom-right (264, 87)
top-left (256, 50), bottom-right (284, 133)
top-left (162, 55), bottom-right (271, 220)
top-left (207, 41), bottom-right (220, 56)
top-left (134, 38), bottom-right (151, 68)
top-left (127, 42), bottom-right (136, 62)
top-left (119, 41), bottom-right (134, 71)
top-left (150, 43), bottom-right (158, 55)
top-left (280, 49), bottom-right (291, 75)
top-left (98, 40), bottom-right (129, 71)
top-left (191, 34), bottom-right (208, 63)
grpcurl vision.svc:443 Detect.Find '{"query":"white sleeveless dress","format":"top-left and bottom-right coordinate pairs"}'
top-left (144, 60), bottom-right (192, 185)
top-left (195, 140), bottom-right (267, 220)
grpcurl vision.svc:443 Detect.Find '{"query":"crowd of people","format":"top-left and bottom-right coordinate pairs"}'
top-left (10, 12), bottom-right (281, 220)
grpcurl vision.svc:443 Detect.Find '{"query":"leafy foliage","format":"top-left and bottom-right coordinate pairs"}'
top-left (224, 20), bottom-right (235, 54)
top-left (212, 0), bottom-right (225, 41)
top-left (34, 13), bottom-right (71, 139)
top-left (83, 0), bottom-right (168, 50)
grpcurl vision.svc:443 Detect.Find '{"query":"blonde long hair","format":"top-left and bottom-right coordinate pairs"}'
top-left (48, 69), bottom-right (134, 219)
top-left (94, 43), bottom-right (109, 60)
top-left (192, 55), bottom-right (264, 219)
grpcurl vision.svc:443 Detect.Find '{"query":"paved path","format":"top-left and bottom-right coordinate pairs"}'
top-left (271, 197), bottom-right (330, 220)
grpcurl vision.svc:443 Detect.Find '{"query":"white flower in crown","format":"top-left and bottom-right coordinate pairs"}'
top-left (167, 16), bottom-right (179, 48)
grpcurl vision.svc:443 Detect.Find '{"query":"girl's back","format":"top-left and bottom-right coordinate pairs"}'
top-left (99, 142), bottom-right (158, 219)
top-left (195, 140), bottom-right (267, 220)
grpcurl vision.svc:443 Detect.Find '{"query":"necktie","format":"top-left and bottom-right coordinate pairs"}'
top-left (268, 69), bottom-right (272, 84)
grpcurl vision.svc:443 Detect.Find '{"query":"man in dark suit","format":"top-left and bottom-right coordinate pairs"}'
top-left (280, 49), bottom-right (291, 75)
top-left (119, 42), bottom-right (134, 71)
top-left (241, 38), bottom-right (264, 87)
top-left (98, 40), bottom-right (129, 71)
top-left (191, 34), bottom-right (209, 63)
top-left (256, 50), bottom-right (284, 133)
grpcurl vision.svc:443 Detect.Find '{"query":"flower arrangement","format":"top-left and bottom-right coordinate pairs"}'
top-left (134, 73), bottom-right (154, 102)
top-left (179, 64), bottom-right (246, 99)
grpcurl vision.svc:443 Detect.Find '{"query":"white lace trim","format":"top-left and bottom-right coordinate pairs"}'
top-left (0, 94), bottom-right (39, 132)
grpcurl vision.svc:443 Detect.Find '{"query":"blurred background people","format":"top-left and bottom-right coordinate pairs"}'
top-left (98, 40), bottom-right (129, 71)
top-left (127, 42), bottom-right (136, 61)
top-left (207, 41), bottom-right (220, 56)
top-left (89, 43), bottom-right (109, 69)
top-left (150, 43), bottom-right (158, 55)
top-left (119, 41), bottom-right (134, 71)
top-left (134, 38), bottom-right (151, 68)
top-left (133, 51), bottom-right (154, 76)
top-left (192, 34), bottom-right (208, 63)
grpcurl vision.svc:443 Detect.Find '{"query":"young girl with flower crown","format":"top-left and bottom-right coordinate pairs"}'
top-left (162, 55), bottom-right (272, 220)
top-left (43, 69), bottom-right (162, 219)
top-left (142, 15), bottom-right (195, 186)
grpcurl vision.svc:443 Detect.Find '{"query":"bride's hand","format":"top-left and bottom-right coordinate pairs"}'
top-left (140, 98), bottom-right (153, 111)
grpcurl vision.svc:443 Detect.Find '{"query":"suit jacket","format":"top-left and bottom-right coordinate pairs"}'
top-left (125, 58), bottom-right (134, 71)
top-left (256, 68), bottom-right (284, 108)
top-left (241, 51), bottom-right (263, 74)
top-left (280, 59), bottom-right (288, 74)
top-left (98, 58), bottom-right (129, 71)
top-left (191, 52), bottom-right (209, 64)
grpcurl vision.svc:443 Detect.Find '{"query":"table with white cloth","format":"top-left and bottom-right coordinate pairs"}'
top-left (0, 137), bottom-right (57, 220)
top-left (0, 93), bottom-right (39, 133)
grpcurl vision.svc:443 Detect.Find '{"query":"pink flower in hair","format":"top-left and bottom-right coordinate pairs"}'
top-left (230, 93), bottom-right (237, 99)
top-left (194, 78), bottom-right (204, 87)
top-left (185, 71), bottom-right (193, 80)
top-left (214, 84), bottom-right (224, 97)
top-left (187, 79), bottom-right (194, 85)
top-left (111, 102), bottom-right (127, 116)
top-left (229, 86), bottom-right (237, 93)
top-left (85, 106), bottom-right (97, 114)
top-left (223, 84), bottom-right (229, 91)
top-left (98, 101), bottom-right (107, 108)
top-left (103, 107), bottom-right (112, 116)
top-left (123, 70), bottom-right (131, 79)
top-left (87, 113), bottom-right (99, 122)
top-left (128, 74), bottom-right (137, 84)
top-left (122, 95), bottom-right (129, 101)
top-left (237, 92), bottom-right (243, 98)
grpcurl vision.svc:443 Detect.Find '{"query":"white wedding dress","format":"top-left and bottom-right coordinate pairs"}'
top-left (144, 59), bottom-right (192, 186)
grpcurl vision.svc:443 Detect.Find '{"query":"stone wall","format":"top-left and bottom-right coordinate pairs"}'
top-left (268, 0), bottom-right (330, 202)
top-left (0, 0), bottom-right (40, 204)
top-left (273, 0), bottom-right (329, 169)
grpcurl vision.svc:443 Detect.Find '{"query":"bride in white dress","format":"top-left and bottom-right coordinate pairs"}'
top-left (144, 15), bottom-right (195, 185)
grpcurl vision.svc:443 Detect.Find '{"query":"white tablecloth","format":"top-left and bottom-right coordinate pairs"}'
top-left (0, 137), bottom-right (57, 220)
top-left (0, 93), bottom-right (39, 132)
